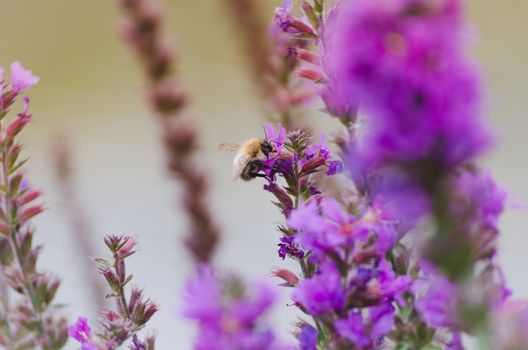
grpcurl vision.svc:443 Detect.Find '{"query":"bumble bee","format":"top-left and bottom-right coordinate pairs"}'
top-left (219, 138), bottom-right (273, 181)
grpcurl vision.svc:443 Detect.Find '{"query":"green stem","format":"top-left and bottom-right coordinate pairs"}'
top-left (113, 254), bottom-right (143, 347)
top-left (1, 146), bottom-right (45, 345)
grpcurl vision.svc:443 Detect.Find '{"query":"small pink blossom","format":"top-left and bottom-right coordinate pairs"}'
top-left (10, 61), bottom-right (39, 94)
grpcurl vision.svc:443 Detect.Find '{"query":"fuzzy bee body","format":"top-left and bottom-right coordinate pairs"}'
top-left (219, 138), bottom-right (273, 181)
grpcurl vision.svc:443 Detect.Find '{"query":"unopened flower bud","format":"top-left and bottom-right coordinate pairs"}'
top-left (271, 268), bottom-right (300, 286)
top-left (18, 190), bottom-right (42, 205)
top-left (295, 68), bottom-right (326, 82)
top-left (20, 205), bottom-right (45, 221)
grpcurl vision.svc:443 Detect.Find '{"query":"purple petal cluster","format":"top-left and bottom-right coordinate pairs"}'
top-left (286, 197), bottom-right (411, 347)
top-left (278, 236), bottom-right (304, 260)
top-left (68, 317), bottom-right (100, 350)
top-left (324, 0), bottom-right (490, 170)
top-left (183, 265), bottom-right (290, 350)
top-left (414, 265), bottom-right (459, 328)
top-left (335, 304), bottom-right (394, 348)
top-left (288, 198), bottom-right (398, 262)
top-left (297, 323), bottom-right (318, 350)
top-left (0, 61), bottom-right (39, 111)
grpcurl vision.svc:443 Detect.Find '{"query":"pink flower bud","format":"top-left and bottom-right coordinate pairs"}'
top-left (295, 68), bottom-right (326, 82)
top-left (295, 48), bottom-right (320, 64)
top-left (117, 236), bottom-right (138, 258)
top-left (0, 221), bottom-right (10, 236)
top-left (288, 18), bottom-right (317, 36)
top-left (20, 205), bottom-right (45, 221)
top-left (18, 190), bottom-right (42, 205)
top-left (271, 268), bottom-right (300, 286)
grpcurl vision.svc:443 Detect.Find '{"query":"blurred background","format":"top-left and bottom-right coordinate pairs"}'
top-left (0, 0), bottom-right (527, 348)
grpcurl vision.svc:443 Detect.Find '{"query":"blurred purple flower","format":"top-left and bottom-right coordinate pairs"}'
top-left (324, 0), bottom-right (489, 169)
top-left (69, 316), bottom-right (99, 349)
top-left (414, 264), bottom-right (459, 328)
top-left (183, 265), bottom-right (290, 350)
top-left (10, 61), bottom-right (39, 94)
top-left (453, 169), bottom-right (506, 233)
top-left (274, 0), bottom-right (294, 32)
top-left (297, 323), bottom-right (318, 350)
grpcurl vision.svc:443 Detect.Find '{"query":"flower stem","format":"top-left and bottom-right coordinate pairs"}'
top-left (0, 145), bottom-right (45, 345)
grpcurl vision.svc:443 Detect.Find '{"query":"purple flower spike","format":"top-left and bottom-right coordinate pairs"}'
top-left (10, 61), bottom-right (39, 94)
top-left (324, 0), bottom-right (489, 170)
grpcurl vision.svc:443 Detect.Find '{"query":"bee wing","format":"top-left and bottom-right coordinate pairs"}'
top-left (232, 151), bottom-right (252, 180)
top-left (218, 143), bottom-right (241, 153)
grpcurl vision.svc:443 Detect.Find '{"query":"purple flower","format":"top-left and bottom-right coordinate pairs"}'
top-left (182, 265), bottom-right (223, 324)
top-left (324, 0), bottom-right (489, 169)
top-left (274, 0), bottom-right (294, 32)
top-left (326, 160), bottom-right (343, 175)
top-left (293, 261), bottom-right (345, 315)
top-left (263, 123), bottom-right (287, 153)
top-left (68, 316), bottom-right (100, 349)
top-left (452, 169), bottom-right (506, 233)
top-left (183, 265), bottom-right (290, 350)
top-left (297, 323), bottom-right (318, 350)
top-left (414, 264), bottom-right (459, 328)
top-left (10, 61), bottom-right (39, 94)
top-left (68, 316), bottom-right (92, 343)
top-left (288, 198), bottom-right (398, 261)
top-left (132, 337), bottom-right (146, 350)
top-left (377, 259), bottom-right (412, 305)
top-left (81, 343), bottom-right (99, 350)
top-left (335, 303), bottom-right (395, 348)
top-left (278, 236), bottom-right (304, 260)
top-left (320, 5), bottom-right (358, 121)
top-left (491, 301), bottom-right (528, 349)
top-left (291, 198), bottom-right (351, 248)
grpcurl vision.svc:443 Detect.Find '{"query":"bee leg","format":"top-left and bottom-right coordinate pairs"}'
top-left (252, 160), bottom-right (269, 169)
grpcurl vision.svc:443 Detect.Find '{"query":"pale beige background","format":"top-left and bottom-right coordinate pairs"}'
top-left (0, 0), bottom-right (527, 349)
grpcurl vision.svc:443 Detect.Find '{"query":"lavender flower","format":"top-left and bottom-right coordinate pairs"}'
top-left (278, 236), bottom-right (304, 260)
top-left (414, 266), bottom-right (460, 328)
top-left (297, 323), bottom-right (318, 350)
top-left (68, 317), bottom-right (100, 350)
top-left (335, 304), bottom-right (395, 348)
top-left (292, 261), bottom-right (345, 316)
top-left (324, 0), bottom-right (490, 170)
top-left (183, 265), bottom-right (290, 350)
top-left (9, 62), bottom-right (39, 94)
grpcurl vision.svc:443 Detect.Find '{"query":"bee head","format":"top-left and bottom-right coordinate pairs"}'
top-left (261, 140), bottom-right (273, 156)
